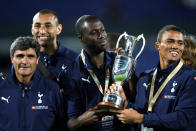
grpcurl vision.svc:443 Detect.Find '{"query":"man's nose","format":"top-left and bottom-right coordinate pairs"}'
top-left (171, 41), bottom-right (179, 48)
top-left (39, 25), bottom-right (47, 34)
top-left (21, 57), bottom-right (28, 63)
top-left (98, 32), bottom-right (106, 39)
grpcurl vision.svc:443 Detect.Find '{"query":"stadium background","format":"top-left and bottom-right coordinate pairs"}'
top-left (0, 0), bottom-right (195, 76)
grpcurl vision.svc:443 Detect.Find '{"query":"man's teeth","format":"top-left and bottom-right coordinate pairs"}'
top-left (170, 51), bottom-right (178, 54)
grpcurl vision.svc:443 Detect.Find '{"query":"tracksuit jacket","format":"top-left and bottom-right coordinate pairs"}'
top-left (0, 68), bottom-right (66, 131)
top-left (60, 50), bottom-right (130, 131)
top-left (130, 60), bottom-right (196, 131)
top-left (39, 42), bottom-right (78, 78)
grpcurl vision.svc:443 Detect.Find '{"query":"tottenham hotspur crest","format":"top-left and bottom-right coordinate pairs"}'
top-left (171, 81), bottom-right (177, 93)
top-left (38, 92), bottom-right (43, 104)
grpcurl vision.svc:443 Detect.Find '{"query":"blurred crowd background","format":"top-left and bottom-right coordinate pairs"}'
top-left (0, 0), bottom-right (196, 76)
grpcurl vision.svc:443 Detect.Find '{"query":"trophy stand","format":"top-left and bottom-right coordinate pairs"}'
top-left (98, 82), bottom-right (124, 110)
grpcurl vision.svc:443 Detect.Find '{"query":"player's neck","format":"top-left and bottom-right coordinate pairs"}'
top-left (16, 73), bottom-right (33, 85)
top-left (89, 51), bottom-right (105, 69)
top-left (41, 42), bottom-right (58, 56)
top-left (159, 58), bottom-right (176, 70)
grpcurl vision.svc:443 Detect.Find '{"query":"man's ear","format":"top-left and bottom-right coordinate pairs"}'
top-left (56, 24), bottom-right (62, 35)
top-left (77, 33), bottom-right (82, 41)
top-left (31, 24), bottom-right (34, 35)
top-left (10, 55), bottom-right (14, 64)
top-left (155, 42), bottom-right (160, 51)
top-left (36, 56), bottom-right (40, 64)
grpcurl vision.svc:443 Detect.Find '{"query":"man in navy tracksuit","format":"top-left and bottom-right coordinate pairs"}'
top-left (59, 15), bottom-right (130, 131)
top-left (113, 25), bottom-right (196, 130)
top-left (0, 36), bottom-right (66, 131)
top-left (32, 9), bottom-right (78, 81)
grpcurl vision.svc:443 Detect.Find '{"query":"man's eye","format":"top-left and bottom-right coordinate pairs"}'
top-left (28, 55), bottom-right (35, 58)
top-left (167, 40), bottom-right (173, 43)
top-left (34, 24), bottom-right (40, 28)
top-left (91, 31), bottom-right (97, 35)
top-left (101, 29), bottom-right (105, 33)
top-left (178, 41), bottom-right (184, 45)
top-left (16, 54), bottom-right (24, 58)
top-left (45, 24), bottom-right (52, 28)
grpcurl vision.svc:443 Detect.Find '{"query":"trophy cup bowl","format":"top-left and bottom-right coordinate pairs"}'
top-left (98, 55), bottom-right (135, 110)
top-left (98, 32), bottom-right (145, 110)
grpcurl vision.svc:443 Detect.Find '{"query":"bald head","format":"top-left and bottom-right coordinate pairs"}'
top-left (33, 9), bottom-right (59, 25)
top-left (75, 15), bottom-right (101, 35)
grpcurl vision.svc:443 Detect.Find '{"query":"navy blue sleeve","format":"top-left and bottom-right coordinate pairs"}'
top-left (56, 88), bottom-right (68, 131)
top-left (66, 78), bottom-right (83, 119)
top-left (60, 71), bottom-right (84, 119)
top-left (50, 82), bottom-right (67, 131)
top-left (143, 75), bottom-right (196, 129)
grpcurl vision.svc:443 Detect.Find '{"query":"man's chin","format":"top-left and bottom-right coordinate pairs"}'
top-left (20, 72), bottom-right (31, 76)
top-left (39, 42), bottom-right (48, 48)
top-left (99, 45), bottom-right (107, 52)
top-left (168, 58), bottom-right (180, 63)
top-left (19, 71), bottom-right (32, 77)
top-left (95, 48), bottom-right (106, 54)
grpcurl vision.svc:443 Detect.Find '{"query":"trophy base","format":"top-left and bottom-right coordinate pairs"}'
top-left (97, 102), bottom-right (123, 110)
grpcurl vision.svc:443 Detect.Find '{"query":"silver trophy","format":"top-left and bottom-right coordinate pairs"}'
top-left (98, 32), bottom-right (145, 110)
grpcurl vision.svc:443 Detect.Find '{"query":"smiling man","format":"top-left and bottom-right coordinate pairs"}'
top-left (32, 9), bottom-right (78, 82)
top-left (112, 25), bottom-right (196, 131)
top-left (0, 36), bottom-right (66, 131)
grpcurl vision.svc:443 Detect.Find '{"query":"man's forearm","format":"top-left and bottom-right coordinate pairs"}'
top-left (67, 118), bottom-right (83, 131)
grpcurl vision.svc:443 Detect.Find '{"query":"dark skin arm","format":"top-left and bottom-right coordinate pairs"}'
top-left (67, 106), bottom-right (108, 131)
top-left (128, 73), bottom-right (138, 102)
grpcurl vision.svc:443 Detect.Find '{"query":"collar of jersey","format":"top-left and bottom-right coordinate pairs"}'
top-left (157, 59), bottom-right (181, 75)
top-left (81, 50), bottom-right (113, 71)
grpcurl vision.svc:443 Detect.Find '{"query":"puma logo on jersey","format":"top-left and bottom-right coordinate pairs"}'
top-left (159, 76), bottom-right (164, 82)
top-left (61, 64), bottom-right (67, 70)
top-left (1, 96), bottom-right (10, 103)
top-left (81, 76), bottom-right (91, 83)
top-left (143, 83), bottom-right (150, 90)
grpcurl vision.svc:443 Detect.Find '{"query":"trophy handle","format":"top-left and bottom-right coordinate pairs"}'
top-left (116, 32), bottom-right (145, 61)
top-left (116, 32), bottom-right (129, 55)
top-left (135, 34), bottom-right (145, 61)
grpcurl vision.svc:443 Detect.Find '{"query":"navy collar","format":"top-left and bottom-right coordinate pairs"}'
top-left (9, 66), bottom-right (40, 91)
top-left (40, 41), bottom-right (63, 63)
top-left (81, 50), bottom-right (113, 71)
top-left (52, 41), bottom-right (64, 56)
top-left (157, 59), bottom-right (181, 75)
top-left (41, 41), bottom-right (63, 54)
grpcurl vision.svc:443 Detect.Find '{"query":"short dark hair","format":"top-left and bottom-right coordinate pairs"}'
top-left (157, 25), bottom-right (185, 42)
top-left (75, 15), bottom-right (100, 35)
top-left (10, 36), bottom-right (40, 57)
top-left (34, 9), bottom-right (59, 24)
